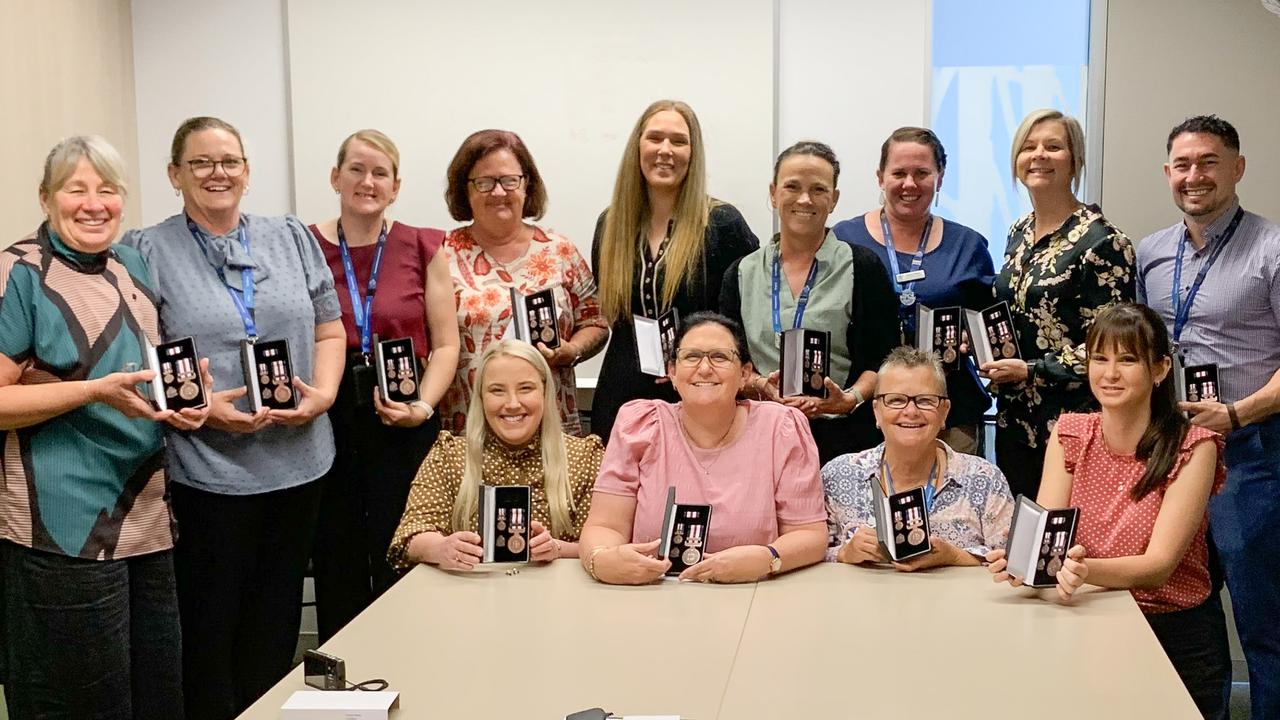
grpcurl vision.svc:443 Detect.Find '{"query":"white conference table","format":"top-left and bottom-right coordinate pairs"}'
top-left (240, 561), bottom-right (1199, 720)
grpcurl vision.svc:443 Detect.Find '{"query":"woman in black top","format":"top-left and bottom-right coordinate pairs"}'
top-left (590, 100), bottom-right (757, 444)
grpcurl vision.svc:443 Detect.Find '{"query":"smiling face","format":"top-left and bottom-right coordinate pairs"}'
top-left (771, 154), bottom-right (840, 240)
top-left (467, 148), bottom-right (526, 233)
top-left (1088, 341), bottom-right (1169, 413)
top-left (1014, 120), bottom-right (1074, 194)
top-left (873, 366), bottom-right (949, 451)
top-left (168, 128), bottom-right (249, 221)
top-left (1165, 132), bottom-right (1245, 221)
top-left (878, 141), bottom-right (940, 221)
top-left (638, 109), bottom-right (692, 192)
top-left (331, 138), bottom-right (400, 219)
top-left (669, 323), bottom-right (750, 410)
top-left (40, 157), bottom-right (124, 254)
top-left (481, 354), bottom-right (545, 446)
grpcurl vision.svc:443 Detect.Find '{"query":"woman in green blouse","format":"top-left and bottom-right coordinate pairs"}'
top-left (388, 340), bottom-right (603, 570)
top-left (984, 109), bottom-right (1135, 500)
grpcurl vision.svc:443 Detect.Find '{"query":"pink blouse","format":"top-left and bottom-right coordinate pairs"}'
top-left (593, 399), bottom-right (826, 552)
top-left (1058, 413), bottom-right (1225, 614)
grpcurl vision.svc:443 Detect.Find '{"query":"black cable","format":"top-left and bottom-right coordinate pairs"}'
top-left (343, 677), bottom-right (390, 692)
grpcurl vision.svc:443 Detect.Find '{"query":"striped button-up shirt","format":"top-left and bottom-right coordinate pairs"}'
top-left (1137, 199), bottom-right (1280, 404)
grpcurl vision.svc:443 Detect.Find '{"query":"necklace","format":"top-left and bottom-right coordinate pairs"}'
top-left (679, 408), bottom-right (740, 476)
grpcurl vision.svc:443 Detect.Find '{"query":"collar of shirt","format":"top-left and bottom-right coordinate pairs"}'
top-left (483, 431), bottom-right (542, 462)
top-left (1183, 196), bottom-right (1242, 255)
top-left (869, 441), bottom-right (965, 498)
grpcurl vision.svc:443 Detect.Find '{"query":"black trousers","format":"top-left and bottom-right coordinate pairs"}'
top-left (2, 543), bottom-right (182, 720)
top-left (1145, 593), bottom-right (1232, 720)
top-left (995, 427), bottom-right (1047, 500)
top-left (171, 480), bottom-right (322, 720)
top-left (312, 359), bottom-right (440, 643)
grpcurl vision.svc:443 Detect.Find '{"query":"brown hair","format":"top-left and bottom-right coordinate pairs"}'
top-left (169, 116), bottom-right (245, 166)
top-left (878, 127), bottom-right (947, 174)
top-left (337, 129), bottom-right (400, 178)
top-left (1085, 303), bottom-right (1188, 501)
top-left (444, 130), bottom-right (547, 222)
top-left (773, 140), bottom-right (840, 186)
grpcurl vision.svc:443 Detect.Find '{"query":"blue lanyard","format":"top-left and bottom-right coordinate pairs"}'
top-left (880, 210), bottom-right (932, 299)
top-left (1172, 206), bottom-right (1244, 343)
top-left (771, 246), bottom-right (819, 338)
top-left (186, 215), bottom-right (256, 340)
top-left (336, 221), bottom-right (389, 355)
top-left (883, 456), bottom-right (938, 512)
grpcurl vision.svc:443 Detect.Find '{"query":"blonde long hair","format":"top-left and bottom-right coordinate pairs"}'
top-left (597, 100), bottom-right (717, 323)
top-left (451, 340), bottom-right (574, 536)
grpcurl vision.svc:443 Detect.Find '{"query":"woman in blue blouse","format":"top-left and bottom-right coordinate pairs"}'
top-left (833, 127), bottom-right (994, 454)
top-left (123, 116), bottom-right (345, 720)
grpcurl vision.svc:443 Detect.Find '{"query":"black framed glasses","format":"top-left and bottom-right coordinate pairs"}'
top-left (675, 348), bottom-right (740, 369)
top-left (468, 174), bottom-right (525, 193)
top-left (183, 157), bottom-right (247, 178)
top-left (874, 393), bottom-right (948, 411)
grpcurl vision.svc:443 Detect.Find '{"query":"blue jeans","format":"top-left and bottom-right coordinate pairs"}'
top-left (1, 542), bottom-right (182, 719)
top-left (1212, 414), bottom-right (1280, 720)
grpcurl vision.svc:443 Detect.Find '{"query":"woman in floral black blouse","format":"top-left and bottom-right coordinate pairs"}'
top-left (982, 109), bottom-right (1135, 500)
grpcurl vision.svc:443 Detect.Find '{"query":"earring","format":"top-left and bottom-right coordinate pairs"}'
top-left (933, 178), bottom-right (940, 207)
top-left (878, 189), bottom-right (885, 206)
top-left (243, 186), bottom-right (250, 195)
top-left (173, 188), bottom-right (180, 197)
top-left (334, 188), bottom-right (340, 194)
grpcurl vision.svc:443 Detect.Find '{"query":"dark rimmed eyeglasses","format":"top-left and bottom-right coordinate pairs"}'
top-left (468, 174), bottom-right (525, 193)
top-left (675, 348), bottom-right (740, 369)
top-left (873, 393), bottom-right (948, 411)
top-left (182, 157), bottom-right (247, 178)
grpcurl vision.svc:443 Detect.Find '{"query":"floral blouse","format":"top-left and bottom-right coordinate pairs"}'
top-left (823, 442), bottom-right (1015, 560)
top-left (387, 430), bottom-right (603, 570)
top-left (439, 225), bottom-right (607, 436)
top-left (993, 204), bottom-right (1134, 448)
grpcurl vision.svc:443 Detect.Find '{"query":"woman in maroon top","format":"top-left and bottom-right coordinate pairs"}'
top-left (308, 129), bottom-right (460, 642)
top-left (987, 303), bottom-right (1230, 719)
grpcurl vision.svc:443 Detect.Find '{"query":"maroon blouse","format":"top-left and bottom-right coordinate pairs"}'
top-left (312, 221), bottom-right (443, 357)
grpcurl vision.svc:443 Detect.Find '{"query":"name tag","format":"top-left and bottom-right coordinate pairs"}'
top-left (896, 269), bottom-right (926, 283)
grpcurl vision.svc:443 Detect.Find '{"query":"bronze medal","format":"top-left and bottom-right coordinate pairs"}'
top-left (508, 533), bottom-right (525, 555)
top-left (496, 534), bottom-right (505, 548)
top-left (399, 378), bottom-right (416, 396)
top-left (163, 372), bottom-right (175, 385)
top-left (274, 385), bottom-right (292, 404)
top-left (1002, 341), bottom-right (1016, 358)
top-left (179, 381), bottom-right (199, 401)
top-left (681, 547), bottom-right (701, 566)
top-left (895, 533), bottom-right (906, 545)
top-left (907, 528), bottom-right (926, 546)
top-left (942, 347), bottom-right (957, 364)
top-left (809, 372), bottom-right (823, 390)
top-left (1047, 557), bottom-right (1063, 576)
top-left (165, 386), bottom-right (178, 399)
top-left (539, 326), bottom-right (554, 343)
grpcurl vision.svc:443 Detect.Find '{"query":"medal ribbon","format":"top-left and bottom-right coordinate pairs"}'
top-left (186, 215), bottom-right (257, 340)
top-left (883, 455), bottom-right (938, 513)
top-left (1172, 206), bottom-right (1244, 343)
top-left (337, 221), bottom-right (389, 355)
top-left (771, 246), bottom-right (820, 338)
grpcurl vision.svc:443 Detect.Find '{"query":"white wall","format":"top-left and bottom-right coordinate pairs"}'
top-left (131, 0), bottom-right (293, 226)
top-left (777, 0), bottom-right (930, 218)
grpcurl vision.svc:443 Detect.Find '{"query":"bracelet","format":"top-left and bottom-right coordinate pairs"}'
top-left (410, 400), bottom-right (434, 420)
top-left (850, 387), bottom-right (865, 410)
top-left (1227, 402), bottom-right (1242, 432)
top-left (567, 342), bottom-right (582, 366)
top-left (587, 545), bottom-right (609, 581)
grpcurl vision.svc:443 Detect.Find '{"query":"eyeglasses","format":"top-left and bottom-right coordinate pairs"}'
top-left (468, 175), bottom-right (525, 193)
top-left (183, 157), bottom-right (247, 178)
top-left (675, 348), bottom-right (740, 369)
top-left (874, 393), bottom-right (948, 411)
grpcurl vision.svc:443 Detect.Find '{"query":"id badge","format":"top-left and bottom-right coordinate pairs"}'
top-left (352, 363), bottom-right (376, 407)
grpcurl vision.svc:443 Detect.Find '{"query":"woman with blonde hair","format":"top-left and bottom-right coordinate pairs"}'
top-left (388, 339), bottom-right (602, 571)
top-left (307, 129), bottom-right (460, 641)
top-left (983, 108), bottom-right (1134, 500)
top-left (590, 99), bottom-right (757, 444)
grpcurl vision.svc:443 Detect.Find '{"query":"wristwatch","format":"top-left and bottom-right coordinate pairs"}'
top-left (766, 545), bottom-right (782, 574)
top-left (410, 400), bottom-right (434, 420)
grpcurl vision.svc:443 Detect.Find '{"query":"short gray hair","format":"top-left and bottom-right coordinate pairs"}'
top-left (40, 135), bottom-right (129, 199)
top-left (875, 345), bottom-right (947, 396)
top-left (1010, 109), bottom-right (1086, 195)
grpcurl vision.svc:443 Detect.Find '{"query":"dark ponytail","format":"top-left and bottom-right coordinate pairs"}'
top-left (1086, 303), bottom-right (1189, 501)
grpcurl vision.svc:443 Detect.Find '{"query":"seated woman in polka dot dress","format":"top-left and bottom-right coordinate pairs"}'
top-left (986, 303), bottom-right (1230, 719)
top-left (387, 340), bottom-right (602, 572)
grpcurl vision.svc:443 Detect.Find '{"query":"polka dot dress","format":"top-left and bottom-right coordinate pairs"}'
top-left (1058, 413), bottom-right (1225, 614)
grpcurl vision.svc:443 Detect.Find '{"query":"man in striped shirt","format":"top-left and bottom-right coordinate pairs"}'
top-left (1137, 114), bottom-right (1280, 720)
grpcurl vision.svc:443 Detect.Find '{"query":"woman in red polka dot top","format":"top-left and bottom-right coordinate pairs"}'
top-left (987, 302), bottom-right (1231, 719)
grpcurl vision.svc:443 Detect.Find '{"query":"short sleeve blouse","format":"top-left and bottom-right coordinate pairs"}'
top-left (1057, 413), bottom-right (1225, 614)
top-left (592, 399), bottom-right (826, 551)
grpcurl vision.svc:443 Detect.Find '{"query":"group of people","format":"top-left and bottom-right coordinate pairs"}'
top-left (0, 101), bottom-right (1275, 720)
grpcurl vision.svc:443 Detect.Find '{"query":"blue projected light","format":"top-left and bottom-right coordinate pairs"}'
top-left (930, 0), bottom-right (1091, 261)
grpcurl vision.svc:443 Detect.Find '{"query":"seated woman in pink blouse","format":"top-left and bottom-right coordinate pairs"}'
top-left (579, 312), bottom-right (828, 585)
top-left (986, 303), bottom-right (1230, 719)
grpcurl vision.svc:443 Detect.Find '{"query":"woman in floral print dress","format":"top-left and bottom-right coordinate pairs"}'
top-left (438, 130), bottom-right (609, 436)
top-left (982, 109), bottom-right (1135, 500)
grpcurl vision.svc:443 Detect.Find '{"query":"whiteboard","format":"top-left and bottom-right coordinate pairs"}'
top-left (285, 0), bottom-right (776, 273)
